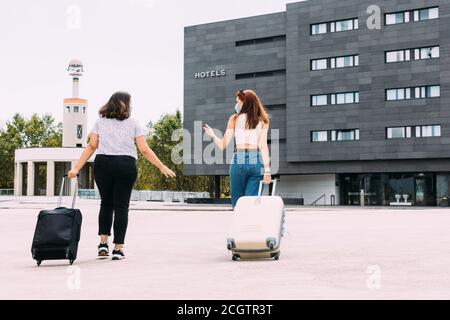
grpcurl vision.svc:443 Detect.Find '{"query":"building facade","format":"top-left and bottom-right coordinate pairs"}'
top-left (184, 0), bottom-right (450, 206)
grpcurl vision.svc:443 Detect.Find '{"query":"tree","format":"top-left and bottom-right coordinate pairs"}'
top-left (0, 114), bottom-right (62, 188)
top-left (135, 110), bottom-right (210, 192)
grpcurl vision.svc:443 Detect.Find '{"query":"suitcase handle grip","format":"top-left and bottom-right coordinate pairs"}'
top-left (258, 179), bottom-right (278, 197)
top-left (58, 175), bottom-right (79, 209)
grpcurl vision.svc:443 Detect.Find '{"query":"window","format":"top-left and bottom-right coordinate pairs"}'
top-left (419, 47), bottom-right (440, 59)
top-left (387, 125), bottom-right (441, 139)
top-left (76, 125), bottom-right (83, 139)
top-left (314, 92), bottom-right (359, 106)
top-left (332, 92), bottom-right (358, 104)
top-left (311, 23), bottom-right (327, 35)
top-left (386, 12), bottom-right (405, 25)
top-left (387, 7), bottom-right (438, 25)
top-left (386, 50), bottom-right (405, 63)
top-left (428, 86), bottom-right (440, 98)
top-left (312, 129), bottom-right (359, 142)
top-left (335, 20), bottom-right (349, 32)
top-left (235, 69), bottom-right (286, 80)
top-left (311, 59), bottom-right (327, 71)
top-left (420, 125), bottom-right (441, 137)
top-left (312, 95), bottom-right (328, 106)
top-left (310, 55), bottom-right (360, 70)
top-left (331, 18), bottom-right (358, 32)
top-left (66, 106), bottom-right (70, 113)
top-left (311, 18), bottom-right (357, 35)
top-left (332, 129), bottom-right (360, 141)
top-left (335, 56), bottom-right (353, 68)
top-left (415, 85), bottom-right (440, 98)
top-left (387, 46), bottom-right (438, 63)
top-left (328, 55), bottom-right (359, 69)
top-left (387, 127), bottom-right (406, 139)
top-left (387, 86), bottom-right (438, 100)
top-left (312, 131), bottom-right (328, 142)
top-left (386, 88), bottom-right (410, 101)
top-left (236, 35), bottom-right (286, 47)
top-left (417, 7), bottom-right (439, 21)
top-left (73, 106), bottom-right (79, 113)
top-left (83, 107), bottom-right (86, 114)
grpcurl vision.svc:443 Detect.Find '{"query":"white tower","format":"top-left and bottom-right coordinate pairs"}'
top-left (63, 59), bottom-right (88, 148)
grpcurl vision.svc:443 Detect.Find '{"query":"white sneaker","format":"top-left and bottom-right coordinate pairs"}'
top-left (112, 249), bottom-right (125, 261)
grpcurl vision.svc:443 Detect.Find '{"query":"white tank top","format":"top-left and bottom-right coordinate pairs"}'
top-left (234, 114), bottom-right (263, 146)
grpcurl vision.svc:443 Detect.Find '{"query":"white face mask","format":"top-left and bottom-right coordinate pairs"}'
top-left (235, 103), bottom-right (242, 114)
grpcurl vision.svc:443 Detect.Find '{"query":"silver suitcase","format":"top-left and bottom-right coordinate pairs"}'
top-left (227, 180), bottom-right (286, 261)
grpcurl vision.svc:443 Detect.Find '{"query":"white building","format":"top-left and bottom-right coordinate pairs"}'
top-left (14, 59), bottom-right (95, 196)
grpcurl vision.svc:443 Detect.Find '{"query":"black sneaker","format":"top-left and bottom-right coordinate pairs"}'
top-left (112, 249), bottom-right (125, 261)
top-left (98, 243), bottom-right (109, 258)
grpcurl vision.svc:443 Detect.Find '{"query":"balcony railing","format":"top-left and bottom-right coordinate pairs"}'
top-left (78, 189), bottom-right (210, 203)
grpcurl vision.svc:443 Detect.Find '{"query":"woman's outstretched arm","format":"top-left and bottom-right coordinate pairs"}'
top-left (135, 136), bottom-right (176, 178)
top-left (203, 115), bottom-right (236, 151)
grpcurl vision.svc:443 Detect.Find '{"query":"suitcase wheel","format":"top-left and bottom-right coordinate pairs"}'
top-left (232, 254), bottom-right (241, 261)
top-left (273, 252), bottom-right (281, 261)
top-left (69, 260), bottom-right (74, 265)
top-left (266, 238), bottom-right (276, 250)
top-left (36, 260), bottom-right (42, 267)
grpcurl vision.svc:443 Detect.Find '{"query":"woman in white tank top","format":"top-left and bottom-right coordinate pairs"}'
top-left (204, 89), bottom-right (271, 208)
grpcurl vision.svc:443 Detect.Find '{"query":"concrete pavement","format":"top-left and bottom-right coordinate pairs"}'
top-left (1, 197), bottom-right (450, 300)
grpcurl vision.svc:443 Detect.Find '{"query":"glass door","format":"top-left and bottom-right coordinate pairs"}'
top-left (414, 174), bottom-right (436, 206)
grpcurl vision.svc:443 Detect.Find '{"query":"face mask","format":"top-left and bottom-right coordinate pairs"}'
top-left (234, 103), bottom-right (242, 114)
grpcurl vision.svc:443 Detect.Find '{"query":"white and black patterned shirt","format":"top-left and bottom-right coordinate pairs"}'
top-left (90, 117), bottom-right (145, 159)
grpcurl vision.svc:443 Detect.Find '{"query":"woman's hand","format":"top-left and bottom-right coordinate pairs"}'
top-left (68, 169), bottom-right (79, 179)
top-left (263, 173), bottom-right (271, 185)
top-left (159, 165), bottom-right (176, 178)
top-left (203, 124), bottom-right (216, 139)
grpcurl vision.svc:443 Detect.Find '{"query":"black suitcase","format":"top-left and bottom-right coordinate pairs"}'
top-left (31, 175), bottom-right (82, 266)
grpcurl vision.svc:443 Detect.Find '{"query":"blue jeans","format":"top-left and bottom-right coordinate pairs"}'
top-left (229, 152), bottom-right (264, 208)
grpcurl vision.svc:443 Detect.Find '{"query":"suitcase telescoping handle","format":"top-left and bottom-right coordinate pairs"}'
top-left (57, 174), bottom-right (79, 209)
top-left (258, 179), bottom-right (278, 197)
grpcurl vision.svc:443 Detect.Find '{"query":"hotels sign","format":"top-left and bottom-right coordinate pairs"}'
top-left (195, 69), bottom-right (226, 79)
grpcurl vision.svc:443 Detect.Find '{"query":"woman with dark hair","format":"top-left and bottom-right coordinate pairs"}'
top-left (68, 92), bottom-right (176, 260)
top-left (203, 89), bottom-right (271, 208)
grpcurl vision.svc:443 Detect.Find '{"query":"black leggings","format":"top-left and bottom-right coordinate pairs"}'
top-left (94, 155), bottom-right (137, 245)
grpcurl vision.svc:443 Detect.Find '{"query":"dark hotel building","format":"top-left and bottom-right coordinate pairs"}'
top-left (184, 0), bottom-right (450, 206)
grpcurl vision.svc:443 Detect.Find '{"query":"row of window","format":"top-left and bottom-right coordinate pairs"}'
top-left (311, 125), bottom-right (442, 143)
top-left (386, 7), bottom-right (439, 25)
top-left (66, 106), bottom-right (86, 114)
top-left (311, 85), bottom-right (440, 107)
top-left (311, 55), bottom-right (359, 71)
top-left (311, 7), bottom-right (439, 36)
top-left (386, 86), bottom-right (440, 101)
top-left (311, 45), bottom-right (439, 72)
top-left (387, 125), bottom-right (441, 139)
top-left (311, 18), bottom-right (358, 35)
top-left (386, 46), bottom-right (439, 63)
top-left (312, 92), bottom-right (359, 106)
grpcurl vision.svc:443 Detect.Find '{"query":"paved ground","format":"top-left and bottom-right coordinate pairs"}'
top-left (1, 196), bottom-right (450, 300)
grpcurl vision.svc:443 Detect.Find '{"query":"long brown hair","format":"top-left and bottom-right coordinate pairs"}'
top-left (99, 92), bottom-right (131, 121)
top-left (235, 89), bottom-right (269, 129)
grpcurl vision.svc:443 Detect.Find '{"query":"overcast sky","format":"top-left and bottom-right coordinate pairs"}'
top-left (0, 0), bottom-right (299, 130)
